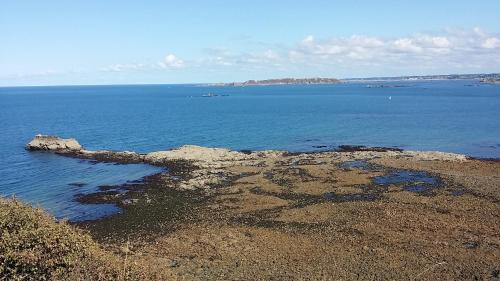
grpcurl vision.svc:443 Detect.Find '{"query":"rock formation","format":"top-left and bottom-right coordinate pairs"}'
top-left (26, 134), bottom-right (83, 151)
top-left (25, 134), bottom-right (467, 190)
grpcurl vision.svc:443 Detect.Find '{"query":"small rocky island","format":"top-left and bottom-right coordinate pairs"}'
top-left (11, 134), bottom-right (500, 280)
top-left (26, 134), bottom-right (82, 151)
top-left (221, 77), bottom-right (342, 86)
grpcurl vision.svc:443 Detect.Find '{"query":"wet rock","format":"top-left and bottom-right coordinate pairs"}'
top-left (312, 145), bottom-right (328, 149)
top-left (336, 145), bottom-right (403, 153)
top-left (89, 150), bottom-right (145, 164)
top-left (68, 182), bottom-right (87, 187)
top-left (452, 190), bottom-right (467, 196)
top-left (26, 134), bottom-right (83, 151)
top-left (122, 198), bottom-right (139, 205)
top-left (168, 260), bottom-right (179, 268)
top-left (463, 241), bottom-right (480, 249)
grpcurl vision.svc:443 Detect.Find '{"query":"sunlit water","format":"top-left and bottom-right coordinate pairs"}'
top-left (1, 80), bottom-right (499, 220)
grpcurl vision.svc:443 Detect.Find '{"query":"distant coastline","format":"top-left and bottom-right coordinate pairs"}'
top-left (343, 73), bottom-right (500, 82)
top-left (210, 73), bottom-right (500, 87)
top-left (479, 77), bottom-right (500, 84)
top-left (214, 77), bottom-right (342, 87)
top-left (2, 73), bottom-right (500, 88)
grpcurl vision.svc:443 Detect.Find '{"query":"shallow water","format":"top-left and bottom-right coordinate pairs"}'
top-left (403, 185), bottom-right (432, 193)
top-left (0, 80), bottom-right (499, 220)
top-left (372, 169), bottom-right (441, 195)
top-left (338, 160), bottom-right (373, 170)
top-left (1, 152), bottom-right (162, 221)
top-left (372, 170), bottom-right (438, 186)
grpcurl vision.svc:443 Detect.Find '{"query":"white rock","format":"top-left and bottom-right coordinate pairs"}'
top-left (26, 135), bottom-right (83, 151)
top-left (145, 145), bottom-right (254, 167)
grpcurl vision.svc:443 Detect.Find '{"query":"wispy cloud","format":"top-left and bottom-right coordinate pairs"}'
top-left (101, 53), bottom-right (185, 73)
top-left (197, 48), bottom-right (284, 69)
top-left (101, 63), bottom-right (146, 72)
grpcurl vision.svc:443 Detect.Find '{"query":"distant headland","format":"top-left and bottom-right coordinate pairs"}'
top-left (211, 73), bottom-right (500, 87)
top-left (216, 77), bottom-right (342, 86)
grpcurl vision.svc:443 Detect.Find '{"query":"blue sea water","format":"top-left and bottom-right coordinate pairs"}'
top-left (0, 80), bottom-right (499, 220)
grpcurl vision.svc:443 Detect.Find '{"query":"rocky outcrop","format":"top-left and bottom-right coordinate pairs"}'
top-left (26, 135), bottom-right (468, 190)
top-left (145, 145), bottom-right (254, 168)
top-left (401, 150), bottom-right (468, 161)
top-left (336, 145), bottom-right (403, 152)
top-left (26, 135), bottom-right (83, 151)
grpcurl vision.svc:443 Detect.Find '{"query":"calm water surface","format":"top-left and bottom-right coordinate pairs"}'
top-left (1, 80), bottom-right (499, 220)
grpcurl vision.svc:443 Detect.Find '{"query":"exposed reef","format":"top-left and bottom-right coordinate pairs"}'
top-left (24, 134), bottom-right (499, 280)
top-left (26, 135), bottom-right (466, 191)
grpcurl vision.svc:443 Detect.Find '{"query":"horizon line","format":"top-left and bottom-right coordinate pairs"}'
top-left (1, 72), bottom-right (498, 89)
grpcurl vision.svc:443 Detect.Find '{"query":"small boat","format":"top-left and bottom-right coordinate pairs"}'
top-left (388, 96), bottom-right (392, 100)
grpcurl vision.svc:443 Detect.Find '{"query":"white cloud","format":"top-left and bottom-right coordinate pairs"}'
top-left (99, 28), bottom-right (499, 77)
top-left (282, 28), bottom-right (500, 72)
top-left (158, 54), bottom-right (185, 68)
top-left (302, 35), bottom-right (315, 45)
top-left (393, 38), bottom-right (423, 53)
top-left (429, 36), bottom-right (451, 48)
top-left (482, 37), bottom-right (500, 49)
top-left (473, 27), bottom-right (487, 37)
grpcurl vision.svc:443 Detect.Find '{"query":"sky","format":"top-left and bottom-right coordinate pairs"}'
top-left (1, 0), bottom-right (500, 86)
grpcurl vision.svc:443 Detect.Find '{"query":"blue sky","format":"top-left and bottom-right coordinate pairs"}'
top-left (1, 1), bottom-right (500, 86)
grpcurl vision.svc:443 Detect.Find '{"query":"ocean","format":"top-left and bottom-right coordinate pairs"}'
top-left (1, 80), bottom-right (499, 221)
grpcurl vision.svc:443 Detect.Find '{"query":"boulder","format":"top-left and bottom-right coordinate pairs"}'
top-left (26, 134), bottom-right (83, 151)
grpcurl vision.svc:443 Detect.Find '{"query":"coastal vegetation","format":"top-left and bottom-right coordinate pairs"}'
top-left (0, 198), bottom-right (126, 280)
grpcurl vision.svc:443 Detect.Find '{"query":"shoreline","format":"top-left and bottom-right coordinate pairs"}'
top-left (19, 135), bottom-right (500, 279)
top-left (24, 134), bottom-right (479, 228)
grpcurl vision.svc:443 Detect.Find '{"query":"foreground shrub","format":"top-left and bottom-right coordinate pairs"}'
top-left (0, 198), bottom-right (126, 280)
